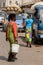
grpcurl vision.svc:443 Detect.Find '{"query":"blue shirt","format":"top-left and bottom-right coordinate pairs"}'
top-left (25, 18), bottom-right (33, 29)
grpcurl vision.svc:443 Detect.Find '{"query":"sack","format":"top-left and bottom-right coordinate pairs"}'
top-left (12, 44), bottom-right (20, 53)
top-left (7, 24), bottom-right (15, 43)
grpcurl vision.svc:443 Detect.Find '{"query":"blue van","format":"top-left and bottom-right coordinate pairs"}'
top-left (32, 5), bottom-right (43, 43)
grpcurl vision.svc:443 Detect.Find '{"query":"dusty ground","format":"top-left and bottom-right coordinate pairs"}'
top-left (0, 30), bottom-right (43, 65)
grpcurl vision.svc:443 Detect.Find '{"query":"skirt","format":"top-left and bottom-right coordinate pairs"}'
top-left (25, 28), bottom-right (32, 43)
top-left (9, 39), bottom-right (17, 52)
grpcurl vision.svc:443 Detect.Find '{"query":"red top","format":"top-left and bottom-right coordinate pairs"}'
top-left (6, 21), bottom-right (18, 39)
top-left (12, 22), bottom-right (18, 38)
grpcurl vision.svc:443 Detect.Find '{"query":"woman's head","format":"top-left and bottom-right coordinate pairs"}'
top-left (8, 13), bottom-right (16, 21)
top-left (27, 15), bottom-right (31, 19)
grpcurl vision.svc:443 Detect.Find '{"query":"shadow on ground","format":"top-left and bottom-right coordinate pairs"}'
top-left (0, 56), bottom-right (7, 61)
top-left (19, 36), bottom-right (26, 47)
top-left (19, 36), bottom-right (43, 47)
top-left (32, 40), bottom-right (43, 47)
top-left (19, 44), bottom-right (26, 47)
top-left (19, 36), bottom-right (26, 43)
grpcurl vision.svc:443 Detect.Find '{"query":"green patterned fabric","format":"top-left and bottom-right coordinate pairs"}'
top-left (25, 28), bottom-right (32, 43)
top-left (26, 28), bottom-right (31, 32)
top-left (7, 24), bottom-right (16, 44)
top-left (7, 24), bottom-right (16, 52)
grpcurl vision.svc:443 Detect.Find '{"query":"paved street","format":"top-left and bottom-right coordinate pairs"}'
top-left (0, 29), bottom-right (43, 65)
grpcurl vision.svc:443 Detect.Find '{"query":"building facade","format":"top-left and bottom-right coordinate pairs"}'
top-left (0, 0), bottom-right (41, 7)
top-left (0, 0), bottom-right (22, 7)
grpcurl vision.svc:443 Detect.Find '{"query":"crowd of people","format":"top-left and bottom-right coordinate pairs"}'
top-left (6, 13), bottom-right (33, 62)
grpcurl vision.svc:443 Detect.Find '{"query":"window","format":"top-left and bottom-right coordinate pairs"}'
top-left (15, 1), bottom-right (18, 5)
top-left (3, 2), bottom-right (5, 7)
top-left (9, 0), bottom-right (12, 5)
top-left (0, 3), bottom-right (1, 7)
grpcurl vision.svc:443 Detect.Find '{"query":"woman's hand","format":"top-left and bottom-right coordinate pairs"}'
top-left (6, 37), bottom-right (8, 41)
top-left (15, 38), bottom-right (18, 43)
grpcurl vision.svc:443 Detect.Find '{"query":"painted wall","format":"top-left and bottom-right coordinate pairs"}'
top-left (0, 0), bottom-right (41, 7)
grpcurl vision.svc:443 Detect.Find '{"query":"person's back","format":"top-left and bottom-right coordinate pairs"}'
top-left (7, 21), bottom-right (18, 44)
top-left (25, 18), bottom-right (33, 29)
top-left (25, 16), bottom-right (33, 48)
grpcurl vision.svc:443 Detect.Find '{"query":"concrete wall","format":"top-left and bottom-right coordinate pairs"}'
top-left (1, 0), bottom-right (6, 7)
top-left (0, 0), bottom-right (41, 7)
top-left (23, 0), bottom-right (34, 3)
top-left (22, 0), bottom-right (41, 5)
top-left (0, 0), bottom-right (6, 7)
top-left (5, 0), bottom-right (22, 7)
top-left (5, 0), bottom-right (14, 7)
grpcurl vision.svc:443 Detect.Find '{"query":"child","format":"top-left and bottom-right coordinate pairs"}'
top-left (6, 14), bottom-right (18, 61)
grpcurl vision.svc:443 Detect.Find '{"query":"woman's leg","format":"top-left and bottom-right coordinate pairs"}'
top-left (13, 53), bottom-right (17, 60)
top-left (25, 35), bottom-right (28, 47)
top-left (8, 52), bottom-right (13, 61)
top-left (29, 33), bottom-right (32, 48)
top-left (29, 41), bottom-right (32, 48)
top-left (25, 29), bottom-right (29, 47)
top-left (8, 43), bottom-right (13, 61)
top-left (26, 41), bottom-right (29, 47)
